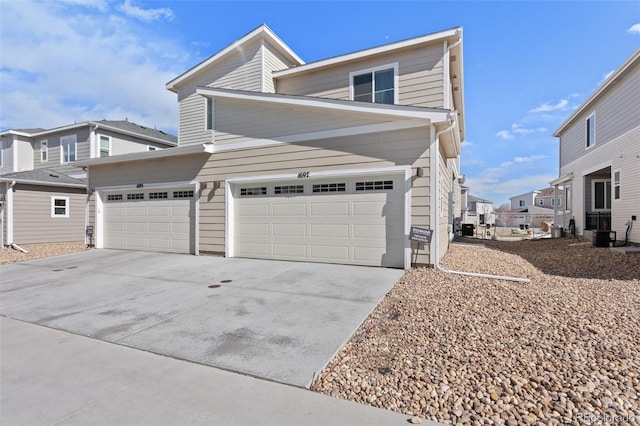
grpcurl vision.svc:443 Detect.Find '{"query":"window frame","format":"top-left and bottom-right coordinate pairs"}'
top-left (349, 62), bottom-right (399, 105)
top-left (519, 200), bottom-right (525, 207)
top-left (99, 135), bottom-right (111, 158)
top-left (51, 196), bottom-right (70, 218)
top-left (586, 113), bottom-right (596, 149)
top-left (592, 179), bottom-right (611, 211)
top-left (613, 169), bottom-right (621, 201)
top-left (60, 134), bottom-right (77, 164)
top-left (40, 140), bottom-right (48, 163)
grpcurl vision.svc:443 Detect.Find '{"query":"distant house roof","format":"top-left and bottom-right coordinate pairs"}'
top-left (1, 120), bottom-right (177, 146)
top-left (536, 187), bottom-right (564, 197)
top-left (0, 169), bottom-right (86, 188)
top-left (468, 195), bottom-right (492, 204)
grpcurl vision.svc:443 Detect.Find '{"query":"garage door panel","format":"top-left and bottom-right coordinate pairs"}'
top-left (148, 222), bottom-right (170, 233)
top-left (310, 224), bottom-right (349, 238)
top-left (353, 223), bottom-right (387, 239)
top-left (310, 245), bottom-right (350, 260)
top-left (147, 206), bottom-right (171, 217)
top-left (171, 205), bottom-right (191, 217)
top-left (238, 242), bottom-right (270, 256)
top-left (273, 223), bottom-right (306, 237)
top-left (310, 202), bottom-right (349, 217)
top-left (239, 223), bottom-right (269, 236)
top-left (239, 203), bottom-right (269, 217)
top-left (272, 243), bottom-right (307, 258)
top-left (272, 203), bottom-right (306, 216)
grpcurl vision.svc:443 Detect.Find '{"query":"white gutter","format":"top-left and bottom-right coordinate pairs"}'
top-left (429, 120), bottom-right (530, 283)
top-left (6, 180), bottom-right (15, 245)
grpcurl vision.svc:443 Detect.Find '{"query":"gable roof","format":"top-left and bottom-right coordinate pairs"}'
top-left (0, 169), bottom-right (86, 188)
top-left (166, 24), bottom-right (304, 92)
top-left (468, 195), bottom-right (493, 204)
top-left (553, 49), bottom-right (640, 136)
top-left (0, 120), bottom-right (177, 146)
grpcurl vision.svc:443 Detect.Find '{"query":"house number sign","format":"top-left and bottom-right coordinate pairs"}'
top-left (409, 226), bottom-right (433, 243)
top-left (298, 171), bottom-right (310, 178)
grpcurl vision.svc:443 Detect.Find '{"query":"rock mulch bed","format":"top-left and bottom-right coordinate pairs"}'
top-left (0, 242), bottom-right (87, 265)
top-left (312, 238), bottom-right (640, 425)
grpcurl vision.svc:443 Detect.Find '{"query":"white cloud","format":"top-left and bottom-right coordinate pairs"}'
top-left (495, 123), bottom-right (547, 140)
top-left (529, 99), bottom-right (569, 113)
top-left (600, 70), bottom-right (615, 83)
top-left (627, 23), bottom-right (640, 34)
top-left (514, 155), bottom-right (546, 163)
top-left (0, 0), bottom-right (188, 133)
top-left (118, 0), bottom-right (174, 22)
top-left (465, 173), bottom-right (557, 206)
top-left (461, 140), bottom-right (473, 147)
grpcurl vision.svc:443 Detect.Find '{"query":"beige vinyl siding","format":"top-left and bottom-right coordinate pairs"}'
top-left (214, 98), bottom-right (392, 144)
top-left (97, 130), bottom-right (169, 157)
top-left (263, 42), bottom-right (293, 93)
top-left (177, 39), bottom-right (264, 146)
top-left (437, 143), bottom-right (452, 262)
top-left (560, 61), bottom-right (639, 167)
top-left (16, 136), bottom-right (34, 171)
top-left (12, 184), bottom-right (85, 244)
top-left (276, 43), bottom-right (445, 108)
top-left (0, 135), bottom-right (15, 174)
top-left (88, 126), bottom-right (433, 264)
top-left (33, 128), bottom-right (91, 175)
top-left (1, 182), bottom-right (6, 246)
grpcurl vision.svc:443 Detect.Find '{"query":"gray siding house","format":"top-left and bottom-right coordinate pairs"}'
top-left (551, 49), bottom-right (639, 243)
top-left (0, 120), bottom-right (177, 247)
top-left (79, 24), bottom-right (466, 269)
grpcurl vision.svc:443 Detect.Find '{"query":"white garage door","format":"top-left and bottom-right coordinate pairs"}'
top-left (233, 176), bottom-right (405, 268)
top-left (103, 188), bottom-right (195, 254)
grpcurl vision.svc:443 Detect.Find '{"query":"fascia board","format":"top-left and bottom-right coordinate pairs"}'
top-left (197, 87), bottom-right (451, 122)
top-left (0, 178), bottom-right (85, 189)
top-left (553, 49), bottom-right (640, 137)
top-left (0, 130), bottom-right (33, 137)
top-left (166, 24), bottom-right (304, 92)
top-left (91, 123), bottom-right (177, 146)
top-left (273, 27), bottom-right (460, 78)
top-left (74, 143), bottom-right (214, 167)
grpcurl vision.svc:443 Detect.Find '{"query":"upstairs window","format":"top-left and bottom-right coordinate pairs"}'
top-left (586, 113), bottom-right (596, 148)
top-left (539, 199), bottom-right (544, 206)
top-left (60, 135), bottom-right (77, 163)
top-left (519, 200), bottom-right (525, 207)
top-left (40, 140), bottom-right (48, 162)
top-left (350, 64), bottom-right (397, 105)
top-left (99, 136), bottom-right (110, 158)
top-left (205, 98), bottom-right (213, 130)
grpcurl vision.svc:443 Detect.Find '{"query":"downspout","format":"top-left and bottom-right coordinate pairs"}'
top-left (6, 180), bottom-right (28, 253)
top-left (84, 167), bottom-right (90, 247)
top-left (90, 124), bottom-right (99, 159)
top-left (431, 120), bottom-right (530, 283)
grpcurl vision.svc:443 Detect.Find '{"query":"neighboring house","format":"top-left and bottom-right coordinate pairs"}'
top-left (535, 187), bottom-right (563, 209)
top-left (0, 120), bottom-right (177, 246)
top-left (461, 188), bottom-right (495, 226)
top-left (551, 49), bottom-right (639, 244)
top-left (78, 24), bottom-right (466, 269)
top-left (510, 190), bottom-right (539, 210)
top-left (505, 188), bottom-right (563, 228)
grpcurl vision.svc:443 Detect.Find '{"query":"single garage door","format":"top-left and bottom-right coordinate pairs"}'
top-left (234, 175), bottom-right (404, 267)
top-left (103, 188), bottom-right (195, 254)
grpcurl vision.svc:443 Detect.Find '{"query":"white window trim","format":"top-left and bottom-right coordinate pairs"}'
top-left (586, 112), bottom-right (596, 149)
top-left (349, 62), bottom-right (399, 104)
top-left (591, 179), bottom-right (611, 211)
top-left (99, 135), bottom-right (111, 158)
top-left (40, 140), bottom-right (48, 163)
top-left (60, 134), bottom-right (77, 164)
top-left (51, 196), bottom-right (70, 218)
top-left (613, 169), bottom-right (621, 201)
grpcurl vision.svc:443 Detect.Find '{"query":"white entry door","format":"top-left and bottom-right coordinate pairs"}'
top-left (102, 188), bottom-right (195, 254)
top-left (233, 175), bottom-right (404, 267)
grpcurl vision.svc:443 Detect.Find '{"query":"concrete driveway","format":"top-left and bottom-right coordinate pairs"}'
top-left (0, 249), bottom-right (403, 388)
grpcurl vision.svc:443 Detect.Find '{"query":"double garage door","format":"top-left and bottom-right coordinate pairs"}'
top-left (102, 187), bottom-right (195, 254)
top-left (233, 175), bottom-right (405, 268)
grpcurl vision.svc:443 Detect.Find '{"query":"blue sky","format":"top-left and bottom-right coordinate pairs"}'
top-left (1, 0), bottom-right (638, 206)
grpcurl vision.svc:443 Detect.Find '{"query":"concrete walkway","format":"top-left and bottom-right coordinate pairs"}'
top-left (1, 317), bottom-right (442, 425)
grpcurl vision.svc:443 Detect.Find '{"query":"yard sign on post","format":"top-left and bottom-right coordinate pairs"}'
top-left (409, 226), bottom-right (433, 266)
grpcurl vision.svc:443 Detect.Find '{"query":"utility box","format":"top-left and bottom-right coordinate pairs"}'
top-left (593, 230), bottom-right (615, 247)
top-left (461, 223), bottom-right (475, 236)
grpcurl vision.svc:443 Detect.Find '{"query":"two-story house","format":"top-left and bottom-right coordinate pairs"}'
top-left (0, 120), bottom-right (177, 247)
top-left (551, 49), bottom-right (639, 244)
top-left (77, 24), bottom-right (466, 269)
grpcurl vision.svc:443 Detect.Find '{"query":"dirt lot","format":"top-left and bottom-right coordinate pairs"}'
top-left (312, 238), bottom-right (640, 425)
top-left (0, 242), bottom-right (87, 265)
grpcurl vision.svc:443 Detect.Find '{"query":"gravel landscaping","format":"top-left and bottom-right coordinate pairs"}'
top-left (312, 238), bottom-right (640, 425)
top-left (0, 242), bottom-right (87, 265)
